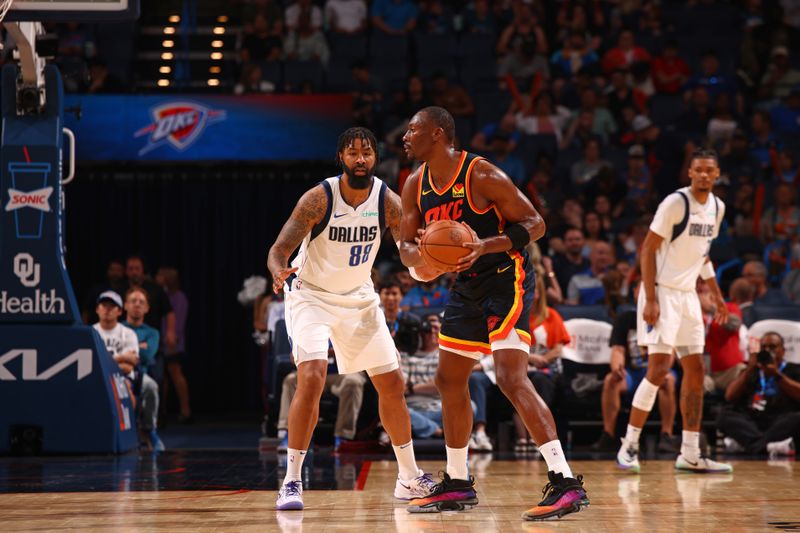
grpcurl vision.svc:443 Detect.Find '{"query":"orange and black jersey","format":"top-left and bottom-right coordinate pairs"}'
top-left (417, 150), bottom-right (520, 275)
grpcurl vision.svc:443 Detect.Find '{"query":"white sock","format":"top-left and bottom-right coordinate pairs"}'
top-left (284, 448), bottom-right (306, 484)
top-left (445, 445), bottom-right (469, 480)
top-left (392, 440), bottom-right (420, 481)
top-left (475, 427), bottom-right (486, 437)
top-left (681, 431), bottom-right (700, 460)
top-left (624, 424), bottom-right (643, 445)
top-left (539, 440), bottom-right (573, 478)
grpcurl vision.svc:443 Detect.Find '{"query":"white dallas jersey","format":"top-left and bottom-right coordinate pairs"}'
top-left (93, 323), bottom-right (139, 358)
top-left (650, 187), bottom-right (725, 291)
top-left (290, 176), bottom-right (387, 295)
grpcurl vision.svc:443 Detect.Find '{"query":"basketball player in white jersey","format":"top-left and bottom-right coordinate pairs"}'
top-left (267, 127), bottom-right (438, 510)
top-left (617, 148), bottom-right (732, 473)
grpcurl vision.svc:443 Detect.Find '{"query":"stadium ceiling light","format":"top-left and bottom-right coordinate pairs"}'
top-left (168, 15), bottom-right (180, 23)
top-left (213, 27), bottom-right (225, 35)
top-left (157, 79), bottom-right (170, 87)
top-left (209, 66), bottom-right (221, 74)
top-left (162, 40), bottom-right (175, 48)
top-left (163, 27), bottom-right (176, 35)
top-left (159, 66), bottom-right (172, 74)
top-left (161, 52), bottom-right (174, 60)
top-left (211, 40), bottom-right (223, 48)
top-left (210, 52), bottom-right (223, 60)
top-left (217, 15), bottom-right (229, 23)
top-left (208, 79), bottom-right (220, 86)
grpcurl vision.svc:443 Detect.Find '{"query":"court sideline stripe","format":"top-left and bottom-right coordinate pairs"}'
top-left (355, 460), bottom-right (372, 491)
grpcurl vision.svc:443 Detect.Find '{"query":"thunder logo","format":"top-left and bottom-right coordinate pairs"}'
top-left (135, 101), bottom-right (226, 155)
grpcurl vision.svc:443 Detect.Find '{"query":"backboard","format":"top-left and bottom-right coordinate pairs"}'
top-left (6, 0), bottom-right (139, 22)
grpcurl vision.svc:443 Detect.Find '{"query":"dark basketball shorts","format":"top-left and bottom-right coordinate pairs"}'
top-left (438, 250), bottom-right (534, 359)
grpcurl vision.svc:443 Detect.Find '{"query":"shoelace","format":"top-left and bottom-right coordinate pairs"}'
top-left (429, 472), bottom-right (474, 496)
top-left (417, 472), bottom-right (436, 490)
top-left (541, 475), bottom-right (585, 499)
top-left (626, 445), bottom-right (638, 459)
top-left (283, 481), bottom-right (301, 496)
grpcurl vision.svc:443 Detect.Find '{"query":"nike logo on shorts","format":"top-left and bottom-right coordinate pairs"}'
top-left (497, 265), bottom-right (512, 273)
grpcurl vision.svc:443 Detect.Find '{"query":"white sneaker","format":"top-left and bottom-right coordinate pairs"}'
top-left (767, 437), bottom-right (795, 457)
top-left (469, 432), bottom-right (493, 452)
top-left (675, 454), bottom-right (733, 473)
top-left (723, 437), bottom-right (745, 453)
top-left (394, 470), bottom-right (437, 500)
top-left (276, 480), bottom-right (304, 510)
top-left (616, 439), bottom-right (641, 473)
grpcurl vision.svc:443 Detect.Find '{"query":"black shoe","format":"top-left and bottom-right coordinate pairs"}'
top-left (522, 471), bottom-right (589, 521)
top-left (591, 431), bottom-right (618, 452)
top-left (406, 472), bottom-right (478, 513)
top-left (658, 433), bottom-right (680, 453)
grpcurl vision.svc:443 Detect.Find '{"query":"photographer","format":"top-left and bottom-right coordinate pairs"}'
top-left (717, 332), bottom-right (800, 455)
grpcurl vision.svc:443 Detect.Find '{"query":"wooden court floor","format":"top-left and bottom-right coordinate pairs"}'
top-left (1, 458), bottom-right (797, 532)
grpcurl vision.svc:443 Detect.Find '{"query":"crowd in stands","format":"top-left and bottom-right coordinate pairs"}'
top-left (83, 256), bottom-right (192, 451)
top-left (242, 1), bottom-right (800, 457)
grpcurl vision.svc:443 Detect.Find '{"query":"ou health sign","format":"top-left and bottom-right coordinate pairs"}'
top-left (64, 94), bottom-right (353, 161)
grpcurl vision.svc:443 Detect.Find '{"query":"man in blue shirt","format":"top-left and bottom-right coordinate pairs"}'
top-left (122, 286), bottom-right (164, 451)
top-left (566, 241), bottom-right (614, 305)
top-left (123, 288), bottom-right (161, 374)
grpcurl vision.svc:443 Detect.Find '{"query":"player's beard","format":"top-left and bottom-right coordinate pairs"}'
top-left (343, 163), bottom-right (374, 189)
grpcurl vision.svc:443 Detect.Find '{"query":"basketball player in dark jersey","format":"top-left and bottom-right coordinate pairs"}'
top-left (398, 107), bottom-right (588, 521)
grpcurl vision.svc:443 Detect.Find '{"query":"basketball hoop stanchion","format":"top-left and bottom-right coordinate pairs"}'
top-left (0, 5), bottom-right (138, 454)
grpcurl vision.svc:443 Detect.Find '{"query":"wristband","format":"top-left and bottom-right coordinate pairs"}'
top-left (700, 261), bottom-right (715, 280)
top-left (505, 224), bottom-right (530, 250)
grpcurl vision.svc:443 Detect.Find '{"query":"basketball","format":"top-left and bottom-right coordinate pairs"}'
top-left (420, 220), bottom-right (473, 272)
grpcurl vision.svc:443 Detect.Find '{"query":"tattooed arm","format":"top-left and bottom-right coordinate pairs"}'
top-left (267, 185), bottom-right (327, 293)
top-left (384, 185), bottom-right (442, 282)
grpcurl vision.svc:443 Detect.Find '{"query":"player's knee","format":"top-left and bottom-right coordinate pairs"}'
top-left (495, 370), bottom-right (526, 396)
top-left (661, 372), bottom-right (676, 391)
top-left (646, 363), bottom-right (670, 384)
top-left (297, 365), bottom-right (327, 394)
top-left (681, 354), bottom-right (705, 377)
top-left (435, 370), bottom-right (462, 395)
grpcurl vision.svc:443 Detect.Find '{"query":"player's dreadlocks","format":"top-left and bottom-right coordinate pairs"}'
top-left (336, 127), bottom-right (379, 168)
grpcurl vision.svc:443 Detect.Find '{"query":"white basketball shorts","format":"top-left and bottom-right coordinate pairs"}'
top-left (284, 278), bottom-right (399, 374)
top-left (637, 284), bottom-right (705, 357)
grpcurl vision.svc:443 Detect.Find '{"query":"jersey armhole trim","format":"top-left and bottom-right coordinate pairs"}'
top-left (416, 164), bottom-right (425, 212)
top-left (310, 180), bottom-right (333, 241)
top-left (670, 191), bottom-right (689, 242)
top-left (378, 181), bottom-right (388, 235)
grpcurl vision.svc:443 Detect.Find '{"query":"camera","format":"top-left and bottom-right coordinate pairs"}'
top-left (394, 314), bottom-right (421, 355)
top-left (756, 350), bottom-right (774, 366)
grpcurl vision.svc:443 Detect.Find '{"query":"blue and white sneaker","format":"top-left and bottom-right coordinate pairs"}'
top-left (616, 438), bottom-right (640, 473)
top-left (394, 470), bottom-right (437, 500)
top-left (276, 480), bottom-right (304, 510)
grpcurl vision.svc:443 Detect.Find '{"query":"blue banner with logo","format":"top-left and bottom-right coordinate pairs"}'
top-left (63, 94), bottom-right (353, 161)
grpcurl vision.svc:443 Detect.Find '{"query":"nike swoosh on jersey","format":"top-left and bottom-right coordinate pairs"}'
top-left (421, 189), bottom-right (433, 195)
top-left (333, 212), bottom-right (347, 218)
top-left (497, 265), bottom-right (512, 273)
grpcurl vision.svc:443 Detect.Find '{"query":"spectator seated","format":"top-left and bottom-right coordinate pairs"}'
top-left (746, 319), bottom-right (800, 364)
top-left (553, 319), bottom-right (612, 443)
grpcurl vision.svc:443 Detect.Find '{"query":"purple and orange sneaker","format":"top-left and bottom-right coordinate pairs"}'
top-left (522, 471), bottom-right (589, 521)
top-left (406, 472), bottom-right (478, 513)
